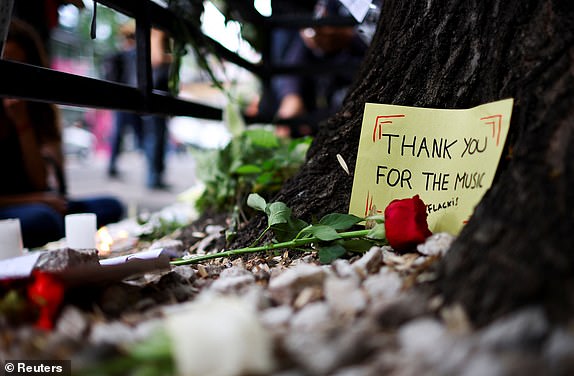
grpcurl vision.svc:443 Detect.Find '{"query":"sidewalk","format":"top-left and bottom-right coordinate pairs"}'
top-left (65, 150), bottom-right (198, 216)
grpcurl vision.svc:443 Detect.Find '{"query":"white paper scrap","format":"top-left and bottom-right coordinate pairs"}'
top-left (99, 248), bottom-right (166, 266)
top-left (0, 252), bottom-right (42, 280)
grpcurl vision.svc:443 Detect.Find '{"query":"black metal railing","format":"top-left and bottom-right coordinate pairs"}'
top-left (0, 0), bottom-right (357, 123)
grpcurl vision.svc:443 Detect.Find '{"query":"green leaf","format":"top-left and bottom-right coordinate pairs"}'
top-left (365, 214), bottom-right (385, 224)
top-left (234, 164), bottom-right (262, 175)
top-left (247, 193), bottom-right (267, 212)
top-left (367, 223), bottom-right (386, 240)
top-left (255, 171), bottom-right (275, 185)
top-left (261, 159), bottom-right (276, 170)
top-left (272, 217), bottom-right (309, 243)
top-left (341, 239), bottom-right (375, 253)
top-left (266, 202), bottom-right (291, 227)
top-left (301, 225), bottom-right (342, 241)
top-left (288, 135), bottom-right (312, 152)
top-left (244, 129), bottom-right (280, 148)
top-left (319, 213), bottom-right (362, 231)
top-left (318, 244), bottom-right (347, 264)
top-left (129, 330), bottom-right (172, 360)
top-left (224, 100), bottom-right (246, 137)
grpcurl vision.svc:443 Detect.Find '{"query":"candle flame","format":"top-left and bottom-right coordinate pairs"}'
top-left (97, 226), bottom-right (113, 256)
top-left (117, 229), bottom-right (129, 240)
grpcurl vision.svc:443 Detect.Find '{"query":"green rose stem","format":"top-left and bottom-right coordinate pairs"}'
top-left (170, 229), bottom-right (371, 266)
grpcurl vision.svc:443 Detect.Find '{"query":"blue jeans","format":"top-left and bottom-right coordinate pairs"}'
top-left (0, 196), bottom-right (124, 249)
top-left (142, 114), bottom-right (168, 187)
top-left (108, 111), bottom-right (143, 174)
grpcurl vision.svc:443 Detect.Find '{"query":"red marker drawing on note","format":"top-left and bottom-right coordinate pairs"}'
top-left (364, 191), bottom-right (382, 216)
top-left (480, 114), bottom-right (503, 146)
top-left (372, 114), bottom-right (405, 142)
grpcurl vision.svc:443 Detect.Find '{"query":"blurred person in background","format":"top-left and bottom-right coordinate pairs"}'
top-left (253, 0), bottom-right (314, 120)
top-left (103, 21), bottom-right (144, 179)
top-left (262, 0), bottom-right (381, 138)
top-left (104, 26), bottom-right (173, 190)
top-left (141, 28), bottom-right (173, 190)
top-left (0, 19), bottom-right (124, 248)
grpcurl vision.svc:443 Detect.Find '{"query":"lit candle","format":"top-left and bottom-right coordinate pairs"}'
top-left (0, 218), bottom-right (23, 260)
top-left (65, 213), bottom-right (97, 250)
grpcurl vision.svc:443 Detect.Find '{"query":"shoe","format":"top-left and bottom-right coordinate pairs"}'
top-left (107, 168), bottom-right (120, 179)
top-left (148, 182), bottom-right (171, 191)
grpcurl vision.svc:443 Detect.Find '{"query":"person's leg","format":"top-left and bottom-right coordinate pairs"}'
top-left (142, 114), bottom-right (168, 189)
top-left (67, 196), bottom-right (124, 228)
top-left (0, 204), bottom-right (64, 248)
top-left (108, 111), bottom-right (129, 177)
top-left (132, 113), bottom-right (145, 151)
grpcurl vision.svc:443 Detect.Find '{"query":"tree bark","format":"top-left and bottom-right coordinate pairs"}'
top-left (235, 0), bottom-right (574, 325)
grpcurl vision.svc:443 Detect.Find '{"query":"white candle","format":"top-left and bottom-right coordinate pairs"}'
top-left (0, 218), bottom-right (23, 260)
top-left (65, 213), bottom-right (97, 250)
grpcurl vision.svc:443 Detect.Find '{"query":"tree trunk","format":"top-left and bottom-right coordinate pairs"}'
top-left (235, 0), bottom-right (574, 326)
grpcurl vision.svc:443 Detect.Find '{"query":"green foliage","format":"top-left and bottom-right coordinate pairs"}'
top-left (243, 194), bottom-right (387, 264)
top-left (171, 195), bottom-right (389, 267)
top-left (300, 225), bottom-right (342, 242)
top-left (246, 193), bottom-right (266, 212)
top-left (77, 330), bottom-right (174, 376)
top-left (318, 244), bottom-right (347, 264)
top-left (319, 213), bottom-right (363, 231)
top-left (137, 217), bottom-right (186, 242)
top-left (224, 100), bottom-right (247, 137)
top-left (0, 289), bottom-right (33, 325)
top-left (367, 223), bottom-right (386, 240)
top-left (340, 239), bottom-right (375, 252)
top-left (194, 128), bottom-right (311, 215)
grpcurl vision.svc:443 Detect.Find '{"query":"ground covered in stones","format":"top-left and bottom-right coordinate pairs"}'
top-left (2, 214), bottom-right (574, 376)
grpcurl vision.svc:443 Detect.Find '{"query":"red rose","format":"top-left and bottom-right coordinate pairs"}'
top-left (27, 270), bottom-right (65, 330)
top-left (384, 195), bottom-right (432, 252)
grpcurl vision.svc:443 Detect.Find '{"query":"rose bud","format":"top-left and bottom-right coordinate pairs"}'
top-left (384, 195), bottom-right (432, 252)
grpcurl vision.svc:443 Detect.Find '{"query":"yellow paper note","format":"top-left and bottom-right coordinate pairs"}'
top-left (349, 99), bottom-right (513, 235)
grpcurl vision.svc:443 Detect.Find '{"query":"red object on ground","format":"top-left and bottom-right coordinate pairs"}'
top-left (384, 195), bottom-right (432, 252)
top-left (27, 270), bottom-right (65, 330)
